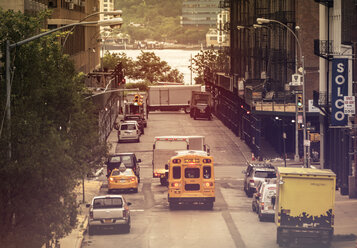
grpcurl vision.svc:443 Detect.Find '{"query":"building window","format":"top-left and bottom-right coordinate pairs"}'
top-left (104, 4), bottom-right (107, 7)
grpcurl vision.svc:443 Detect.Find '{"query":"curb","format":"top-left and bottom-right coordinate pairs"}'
top-left (76, 216), bottom-right (88, 248)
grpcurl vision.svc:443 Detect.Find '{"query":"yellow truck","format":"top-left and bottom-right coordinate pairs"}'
top-left (274, 167), bottom-right (336, 247)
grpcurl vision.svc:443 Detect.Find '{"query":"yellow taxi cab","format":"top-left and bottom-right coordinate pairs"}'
top-left (108, 168), bottom-right (138, 193)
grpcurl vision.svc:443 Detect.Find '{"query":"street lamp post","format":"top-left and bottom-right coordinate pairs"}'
top-left (4, 18), bottom-right (123, 159)
top-left (257, 17), bottom-right (308, 168)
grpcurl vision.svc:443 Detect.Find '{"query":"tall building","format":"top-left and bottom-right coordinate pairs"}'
top-left (0, 0), bottom-right (102, 74)
top-left (181, 0), bottom-right (221, 27)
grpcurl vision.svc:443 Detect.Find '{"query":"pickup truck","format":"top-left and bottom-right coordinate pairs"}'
top-left (86, 195), bottom-right (131, 235)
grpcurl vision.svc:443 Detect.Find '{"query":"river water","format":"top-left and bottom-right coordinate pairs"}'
top-left (107, 49), bottom-right (201, 85)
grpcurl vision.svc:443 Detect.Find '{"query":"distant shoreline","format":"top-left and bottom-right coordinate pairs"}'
top-left (103, 43), bottom-right (218, 51)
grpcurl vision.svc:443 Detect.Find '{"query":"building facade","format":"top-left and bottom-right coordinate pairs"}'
top-left (181, 0), bottom-right (221, 26)
top-left (208, 0), bottom-right (357, 197)
top-left (1, 0), bottom-right (102, 73)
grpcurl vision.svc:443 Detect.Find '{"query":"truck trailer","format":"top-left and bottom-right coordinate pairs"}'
top-left (147, 85), bottom-right (201, 112)
top-left (274, 167), bottom-right (336, 247)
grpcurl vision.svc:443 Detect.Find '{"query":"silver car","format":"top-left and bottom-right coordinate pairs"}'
top-left (118, 122), bottom-right (140, 143)
top-left (243, 163), bottom-right (276, 197)
top-left (86, 195), bottom-right (131, 235)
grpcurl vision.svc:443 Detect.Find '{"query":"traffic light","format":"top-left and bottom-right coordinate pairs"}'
top-left (297, 93), bottom-right (303, 112)
top-left (133, 94), bottom-right (140, 105)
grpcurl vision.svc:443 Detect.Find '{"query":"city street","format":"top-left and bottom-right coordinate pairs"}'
top-left (81, 112), bottom-right (356, 248)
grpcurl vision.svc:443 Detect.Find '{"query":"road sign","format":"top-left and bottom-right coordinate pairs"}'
top-left (344, 96), bottom-right (355, 114)
top-left (290, 73), bottom-right (302, 86)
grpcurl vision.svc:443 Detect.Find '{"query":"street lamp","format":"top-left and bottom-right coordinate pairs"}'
top-left (4, 18), bottom-right (123, 159)
top-left (257, 17), bottom-right (308, 168)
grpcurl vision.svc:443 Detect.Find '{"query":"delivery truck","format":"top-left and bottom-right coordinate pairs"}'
top-left (147, 85), bottom-right (201, 112)
top-left (274, 167), bottom-right (336, 247)
top-left (189, 91), bottom-right (212, 120)
top-left (152, 136), bottom-right (210, 185)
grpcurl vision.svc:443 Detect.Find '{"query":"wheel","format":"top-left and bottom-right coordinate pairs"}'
top-left (169, 202), bottom-right (177, 210)
top-left (136, 138), bottom-right (140, 143)
top-left (108, 189), bottom-right (112, 194)
top-left (258, 211), bottom-right (264, 222)
top-left (138, 176), bottom-right (140, 183)
top-left (205, 202), bottom-right (213, 210)
top-left (252, 203), bottom-right (256, 212)
top-left (184, 106), bottom-right (190, 114)
top-left (160, 178), bottom-right (167, 186)
top-left (133, 188), bottom-right (138, 193)
top-left (88, 226), bottom-right (94, 236)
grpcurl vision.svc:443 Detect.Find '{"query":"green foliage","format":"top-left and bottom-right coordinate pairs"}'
top-left (115, 0), bottom-right (207, 44)
top-left (124, 82), bottom-right (151, 91)
top-left (190, 48), bottom-right (230, 84)
top-left (103, 51), bottom-right (184, 84)
top-left (0, 9), bottom-right (106, 247)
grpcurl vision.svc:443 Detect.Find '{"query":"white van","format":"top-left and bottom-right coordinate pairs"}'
top-left (257, 183), bottom-right (276, 221)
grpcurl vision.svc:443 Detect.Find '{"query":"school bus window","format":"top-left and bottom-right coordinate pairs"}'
top-left (203, 166), bottom-right (211, 179)
top-left (185, 168), bottom-right (200, 178)
top-left (173, 166), bottom-right (181, 179)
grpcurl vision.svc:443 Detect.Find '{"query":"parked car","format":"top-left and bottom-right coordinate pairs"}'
top-left (105, 153), bottom-right (142, 182)
top-left (124, 115), bottom-right (146, 129)
top-left (122, 120), bottom-right (144, 135)
top-left (86, 195), bottom-right (131, 235)
top-left (108, 168), bottom-right (139, 193)
top-left (252, 179), bottom-right (277, 212)
top-left (116, 122), bottom-right (140, 143)
top-left (256, 183), bottom-right (277, 221)
top-left (242, 162), bottom-right (276, 197)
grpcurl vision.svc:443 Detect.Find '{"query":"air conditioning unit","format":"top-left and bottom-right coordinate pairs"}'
top-left (80, 1), bottom-right (85, 7)
top-left (69, 2), bottom-right (74, 9)
top-left (64, 0), bottom-right (71, 3)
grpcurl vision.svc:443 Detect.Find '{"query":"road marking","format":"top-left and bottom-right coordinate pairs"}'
top-left (130, 209), bottom-right (145, 212)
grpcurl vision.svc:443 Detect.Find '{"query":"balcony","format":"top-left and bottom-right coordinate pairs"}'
top-left (314, 39), bottom-right (333, 60)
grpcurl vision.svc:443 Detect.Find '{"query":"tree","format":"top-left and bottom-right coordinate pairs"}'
top-left (0, 9), bottom-right (106, 247)
top-left (189, 48), bottom-right (230, 85)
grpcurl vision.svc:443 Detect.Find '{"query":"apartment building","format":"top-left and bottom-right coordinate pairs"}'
top-left (1, 0), bottom-right (101, 73)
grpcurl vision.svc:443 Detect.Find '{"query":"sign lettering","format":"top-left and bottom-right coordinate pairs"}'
top-left (331, 59), bottom-right (348, 126)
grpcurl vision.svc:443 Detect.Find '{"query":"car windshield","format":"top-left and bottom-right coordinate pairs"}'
top-left (93, 198), bottom-right (123, 209)
top-left (121, 124), bottom-right (136, 130)
top-left (108, 155), bottom-right (133, 167)
top-left (126, 116), bottom-right (140, 121)
top-left (111, 169), bottom-right (135, 176)
top-left (254, 171), bottom-right (276, 178)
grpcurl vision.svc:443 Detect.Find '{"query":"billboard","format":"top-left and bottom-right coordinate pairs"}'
top-left (331, 58), bottom-right (348, 126)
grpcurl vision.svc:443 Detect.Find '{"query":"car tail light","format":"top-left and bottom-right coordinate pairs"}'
top-left (118, 131), bottom-right (121, 135)
top-left (261, 202), bottom-right (265, 210)
top-left (109, 177), bottom-right (114, 182)
top-left (136, 130), bottom-right (139, 134)
top-left (89, 211), bottom-right (93, 219)
top-left (123, 209), bottom-right (127, 219)
top-left (130, 177), bottom-right (136, 181)
top-left (249, 180), bottom-right (255, 183)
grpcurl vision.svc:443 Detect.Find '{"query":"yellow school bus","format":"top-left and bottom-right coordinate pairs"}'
top-left (166, 150), bottom-right (215, 209)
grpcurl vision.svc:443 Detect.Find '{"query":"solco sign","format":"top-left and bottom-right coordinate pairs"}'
top-left (331, 58), bottom-right (348, 126)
